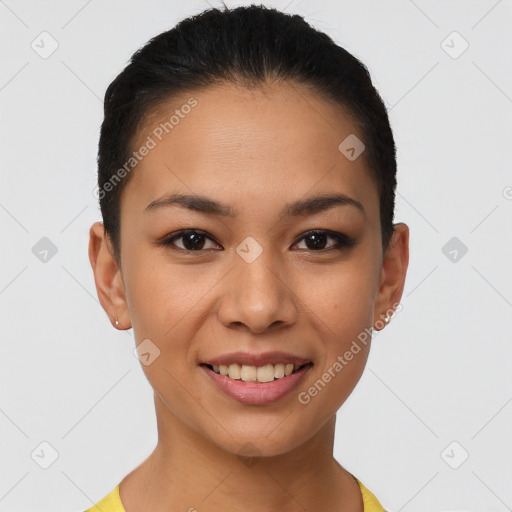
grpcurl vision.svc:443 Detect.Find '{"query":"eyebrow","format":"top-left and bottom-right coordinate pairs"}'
top-left (144, 192), bottom-right (365, 219)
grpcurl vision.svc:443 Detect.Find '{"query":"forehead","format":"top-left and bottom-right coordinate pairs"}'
top-left (125, 81), bottom-right (378, 221)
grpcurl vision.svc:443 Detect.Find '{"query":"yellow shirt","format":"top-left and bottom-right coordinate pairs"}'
top-left (84, 477), bottom-right (386, 511)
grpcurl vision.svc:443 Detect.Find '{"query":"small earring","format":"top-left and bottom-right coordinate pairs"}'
top-left (384, 314), bottom-right (391, 324)
top-left (115, 317), bottom-right (119, 326)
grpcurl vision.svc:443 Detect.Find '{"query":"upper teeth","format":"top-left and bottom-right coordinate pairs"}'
top-left (211, 363), bottom-right (302, 383)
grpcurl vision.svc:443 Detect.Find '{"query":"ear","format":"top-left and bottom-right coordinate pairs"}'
top-left (88, 221), bottom-right (131, 329)
top-left (372, 223), bottom-right (409, 330)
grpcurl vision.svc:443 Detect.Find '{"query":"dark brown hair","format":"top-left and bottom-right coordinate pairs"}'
top-left (97, 3), bottom-right (397, 264)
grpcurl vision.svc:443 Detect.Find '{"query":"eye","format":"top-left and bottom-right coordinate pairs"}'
top-left (158, 229), bottom-right (222, 252)
top-left (293, 230), bottom-right (356, 252)
top-left (158, 229), bottom-right (356, 253)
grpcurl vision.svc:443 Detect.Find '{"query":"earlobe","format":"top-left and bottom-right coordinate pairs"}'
top-left (372, 223), bottom-right (409, 331)
top-left (88, 222), bottom-right (131, 329)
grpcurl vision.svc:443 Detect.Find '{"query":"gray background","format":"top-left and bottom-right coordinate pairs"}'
top-left (0, 0), bottom-right (511, 510)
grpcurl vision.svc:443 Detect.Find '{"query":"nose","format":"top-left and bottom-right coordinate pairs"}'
top-left (217, 248), bottom-right (299, 334)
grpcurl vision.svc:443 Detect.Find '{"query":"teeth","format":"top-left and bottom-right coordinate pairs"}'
top-left (228, 364), bottom-right (241, 380)
top-left (256, 364), bottom-right (274, 383)
top-left (274, 363), bottom-right (285, 378)
top-left (241, 365), bottom-right (257, 382)
top-left (209, 362), bottom-right (307, 382)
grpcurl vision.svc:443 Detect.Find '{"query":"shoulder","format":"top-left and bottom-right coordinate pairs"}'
top-left (83, 485), bottom-right (125, 512)
top-left (354, 478), bottom-right (387, 512)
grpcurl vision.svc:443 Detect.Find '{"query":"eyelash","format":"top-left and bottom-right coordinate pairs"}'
top-left (158, 229), bottom-right (356, 253)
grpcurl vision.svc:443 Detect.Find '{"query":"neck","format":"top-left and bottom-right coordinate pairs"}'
top-left (119, 393), bottom-right (363, 512)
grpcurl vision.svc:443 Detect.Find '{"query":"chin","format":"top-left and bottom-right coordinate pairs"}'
top-left (204, 420), bottom-right (319, 460)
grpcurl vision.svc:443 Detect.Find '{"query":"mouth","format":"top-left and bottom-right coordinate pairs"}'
top-left (199, 353), bottom-right (313, 405)
top-left (200, 362), bottom-right (312, 383)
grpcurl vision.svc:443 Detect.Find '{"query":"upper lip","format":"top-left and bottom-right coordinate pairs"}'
top-left (202, 351), bottom-right (312, 367)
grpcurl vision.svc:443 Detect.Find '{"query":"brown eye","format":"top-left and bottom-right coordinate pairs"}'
top-left (293, 230), bottom-right (356, 251)
top-left (159, 230), bottom-right (222, 252)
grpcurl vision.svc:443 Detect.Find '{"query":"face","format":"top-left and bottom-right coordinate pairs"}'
top-left (90, 81), bottom-right (408, 458)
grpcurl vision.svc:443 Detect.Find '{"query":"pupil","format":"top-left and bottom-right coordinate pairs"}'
top-left (307, 233), bottom-right (327, 250)
top-left (184, 233), bottom-right (204, 250)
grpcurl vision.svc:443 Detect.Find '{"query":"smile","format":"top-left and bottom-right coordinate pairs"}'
top-left (203, 362), bottom-right (309, 383)
top-left (199, 352), bottom-right (314, 405)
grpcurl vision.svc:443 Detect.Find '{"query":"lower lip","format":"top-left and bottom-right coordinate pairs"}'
top-left (200, 364), bottom-right (313, 405)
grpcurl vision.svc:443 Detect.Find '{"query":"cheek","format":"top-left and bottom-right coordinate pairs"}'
top-left (300, 258), bottom-right (376, 337)
top-left (295, 259), bottom-right (375, 404)
top-left (123, 246), bottom-right (216, 341)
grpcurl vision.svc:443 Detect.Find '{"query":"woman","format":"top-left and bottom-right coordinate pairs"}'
top-left (87, 4), bottom-right (409, 511)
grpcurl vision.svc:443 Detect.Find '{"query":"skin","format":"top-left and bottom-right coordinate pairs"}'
top-left (89, 80), bottom-right (409, 512)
